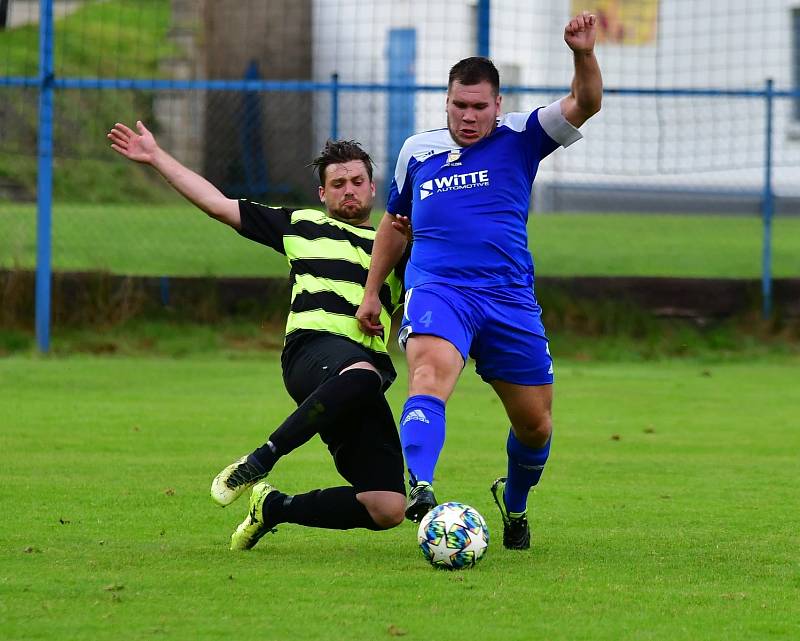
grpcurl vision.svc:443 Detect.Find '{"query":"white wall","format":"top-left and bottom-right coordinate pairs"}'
top-left (312, 0), bottom-right (800, 197)
top-left (312, 0), bottom-right (478, 183)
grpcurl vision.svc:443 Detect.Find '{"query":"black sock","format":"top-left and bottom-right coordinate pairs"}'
top-left (264, 486), bottom-right (384, 531)
top-left (247, 443), bottom-right (276, 473)
top-left (250, 368), bottom-right (382, 471)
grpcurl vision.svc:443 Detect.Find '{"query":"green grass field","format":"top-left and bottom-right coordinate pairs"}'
top-left (1, 353), bottom-right (798, 641)
top-left (2, 202), bottom-right (799, 278)
top-left (1, 4), bottom-right (798, 637)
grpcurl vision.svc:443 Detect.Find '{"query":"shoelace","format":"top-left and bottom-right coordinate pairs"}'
top-left (227, 462), bottom-right (264, 487)
top-left (409, 484), bottom-right (431, 499)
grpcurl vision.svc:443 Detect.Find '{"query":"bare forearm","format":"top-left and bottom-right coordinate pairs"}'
top-left (570, 50), bottom-right (603, 118)
top-left (365, 214), bottom-right (407, 295)
top-left (150, 148), bottom-right (239, 227)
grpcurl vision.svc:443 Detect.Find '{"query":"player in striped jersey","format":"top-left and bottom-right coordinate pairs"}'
top-left (109, 124), bottom-right (408, 549)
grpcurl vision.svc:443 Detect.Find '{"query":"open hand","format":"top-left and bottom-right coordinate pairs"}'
top-left (108, 120), bottom-right (158, 164)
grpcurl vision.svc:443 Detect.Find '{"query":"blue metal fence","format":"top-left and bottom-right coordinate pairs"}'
top-left (386, 28), bottom-right (416, 199)
top-left (35, 0), bottom-right (54, 353)
top-left (1, 0), bottom-right (797, 351)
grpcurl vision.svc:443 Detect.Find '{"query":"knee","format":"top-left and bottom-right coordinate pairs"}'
top-left (371, 509), bottom-right (405, 530)
top-left (337, 365), bottom-right (383, 399)
top-left (512, 411), bottom-right (552, 448)
top-left (365, 494), bottom-right (406, 530)
top-left (408, 362), bottom-right (442, 396)
top-left (406, 338), bottom-right (462, 399)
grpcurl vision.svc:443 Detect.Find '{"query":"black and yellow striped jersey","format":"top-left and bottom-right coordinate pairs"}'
top-left (237, 200), bottom-right (404, 365)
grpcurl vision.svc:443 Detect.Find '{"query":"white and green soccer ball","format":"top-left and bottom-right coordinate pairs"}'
top-left (417, 502), bottom-right (489, 570)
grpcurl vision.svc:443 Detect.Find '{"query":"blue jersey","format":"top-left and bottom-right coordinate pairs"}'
top-left (387, 101), bottom-right (582, 289)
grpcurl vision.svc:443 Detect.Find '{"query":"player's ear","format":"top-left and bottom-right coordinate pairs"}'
top-left (370, 182), bottom-right (376, 197)
top-left (496, 94), bottom-right (502, 114)
top-left (318, 186), bottom-right (325, 203)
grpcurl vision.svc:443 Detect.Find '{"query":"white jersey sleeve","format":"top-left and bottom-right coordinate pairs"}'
top-left (537, 99), bottom-right (583, 148)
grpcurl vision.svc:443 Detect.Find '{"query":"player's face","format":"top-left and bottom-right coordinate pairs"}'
top-left (446, 80), bottom-right (502, 147)
top-left (319, 160), bottom-right (375, 225)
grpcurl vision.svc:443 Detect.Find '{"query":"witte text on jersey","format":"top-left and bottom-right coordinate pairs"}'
top-left (419, 170), bottom-right (490, 200)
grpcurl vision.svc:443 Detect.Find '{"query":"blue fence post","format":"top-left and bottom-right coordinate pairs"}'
top-left (386, 29), bottom-right (416, 196)
top-left (241, 60), bottom-right (267, 196)
top-left (330, 72), bottom-right (339, 140)
top-left (477, 0), bottom-right (490, 57)
top-left (160, 276), bottom-right (170, 308)
top-left (36, 0), bottom-right (55, 353)
top-left (761, 78), bottom-right (775, 320)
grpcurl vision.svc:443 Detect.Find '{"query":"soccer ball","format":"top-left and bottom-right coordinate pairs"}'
top-left (417, 502), bottom-right (489, 569)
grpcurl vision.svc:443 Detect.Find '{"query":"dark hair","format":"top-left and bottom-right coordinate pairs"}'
top-left (310, 139), bottom-right (374, 185)
top-left (448, 57), bottom-right (500, 96)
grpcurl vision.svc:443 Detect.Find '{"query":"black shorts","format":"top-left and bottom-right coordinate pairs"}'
top-left (281, 332), bottom-right (405, 496)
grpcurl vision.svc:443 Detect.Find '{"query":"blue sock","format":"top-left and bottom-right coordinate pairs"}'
top-left (400, 395), bottom-right (446, 485)
top-left (504, 429), bottom-right (551, 514)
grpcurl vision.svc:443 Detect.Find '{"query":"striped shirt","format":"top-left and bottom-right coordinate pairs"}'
top-left (237, 201), bottom-right (404, 370)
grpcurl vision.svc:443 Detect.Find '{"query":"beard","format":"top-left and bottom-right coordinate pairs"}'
top-left (329, 202), bottom-right (372, 225)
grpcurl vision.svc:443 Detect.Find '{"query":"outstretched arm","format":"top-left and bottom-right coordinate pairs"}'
top-left (355, 212), bottom-right (407, 336)
top-left (560, 12), bottom-right (603, 128)
top-left (108, 121), bottom-right (241, 229)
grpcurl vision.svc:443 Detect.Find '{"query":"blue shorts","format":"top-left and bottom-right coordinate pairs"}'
top-left (398, 282), bottom-right (553, 386)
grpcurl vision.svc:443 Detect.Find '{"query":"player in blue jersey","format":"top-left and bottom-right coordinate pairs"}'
top-left (356, 12), bottom-right (602, 549)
